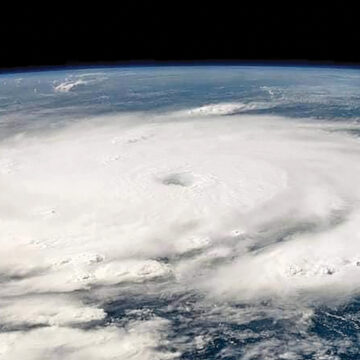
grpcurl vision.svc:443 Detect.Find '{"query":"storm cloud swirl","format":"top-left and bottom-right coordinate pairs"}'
top-left (1, 95), bottom-right (360, 358)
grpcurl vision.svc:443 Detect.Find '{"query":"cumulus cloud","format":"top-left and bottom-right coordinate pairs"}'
top-left (0, 295), bottom-right (105, 328)
top-left (0, 318), bottom-right (175, 360)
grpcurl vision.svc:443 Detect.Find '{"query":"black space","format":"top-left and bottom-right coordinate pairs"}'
top-left (1, 4), bottom-right (359, 69)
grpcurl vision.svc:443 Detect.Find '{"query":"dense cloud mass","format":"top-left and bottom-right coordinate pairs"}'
top-left (1, 67), bottom-right (360, 359)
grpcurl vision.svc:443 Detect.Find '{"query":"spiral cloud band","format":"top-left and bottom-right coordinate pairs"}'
top-left (1, 66), bottom-right (360, 359)
top-left (0, 105), bottom-right (359, 358)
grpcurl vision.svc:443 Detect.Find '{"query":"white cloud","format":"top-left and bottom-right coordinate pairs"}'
top-left (0, 318), bottom-right (175, 360)
top-left (0, 295), bottom-right (105, 327)
top-left (1, 110), bottom-right (360, 357)
top-left (54, 79), bottom-right (88, 92)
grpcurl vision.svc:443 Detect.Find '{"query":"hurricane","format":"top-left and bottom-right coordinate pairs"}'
top-left (1, 66), bottom-right (360, 359)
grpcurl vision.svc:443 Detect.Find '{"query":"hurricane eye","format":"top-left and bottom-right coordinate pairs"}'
top-left (161, 172), bottom-right (195, 187)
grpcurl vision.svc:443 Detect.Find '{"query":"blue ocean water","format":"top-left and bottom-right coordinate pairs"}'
top-left (1, 66), bottom-right (360, 136)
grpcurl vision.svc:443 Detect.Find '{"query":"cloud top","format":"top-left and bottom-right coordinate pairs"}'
top-left (1, 109), bottom-right (360, 358)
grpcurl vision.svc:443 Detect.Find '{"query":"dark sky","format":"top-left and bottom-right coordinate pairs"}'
top-left (1, 4), bottom-right (359, 69)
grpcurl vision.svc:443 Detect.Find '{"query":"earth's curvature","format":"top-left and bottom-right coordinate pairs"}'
top-left (1, 66), bottom-right (360, 359)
